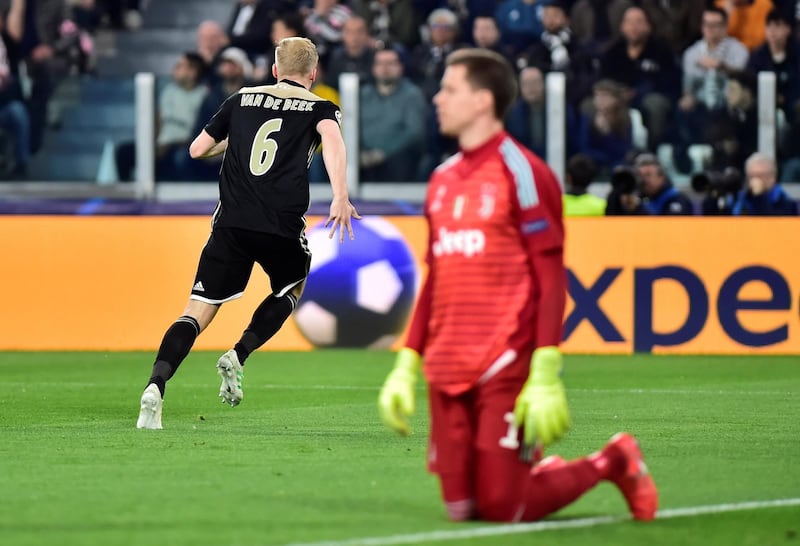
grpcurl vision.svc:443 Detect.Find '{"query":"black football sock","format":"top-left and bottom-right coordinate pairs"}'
top-left (147, 316), bottom-right (200, 396)
top-left (234, 293), bottom-right (296, 365)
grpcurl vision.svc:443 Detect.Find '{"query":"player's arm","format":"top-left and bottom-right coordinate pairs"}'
top-left (378, 239), bottom-right (434, 436)
top-left (189, 131), bottom-right (228, 159)
top-left (317, 118), bottom-right (361, 242)
top-left (513, 170), bottom-right (570, 448)
top-left (190, 93), bottom-right (235, 159)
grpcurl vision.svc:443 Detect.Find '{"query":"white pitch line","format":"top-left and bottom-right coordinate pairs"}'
top-left (218, 385), bottom-right (797, 396)
top-left (281, 498), bottom-right (800, 546)
top-left (5, 383), bottom-right (794, 396)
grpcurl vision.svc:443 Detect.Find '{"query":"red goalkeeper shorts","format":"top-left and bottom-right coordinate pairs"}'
top-left (426, 349), bottom-right (534, 508)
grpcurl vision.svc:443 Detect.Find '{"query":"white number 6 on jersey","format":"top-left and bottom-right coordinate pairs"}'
top-left (249, 118), bottom-right (283, 176)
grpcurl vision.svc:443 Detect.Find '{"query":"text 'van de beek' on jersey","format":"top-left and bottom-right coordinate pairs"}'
top-left (204, 80), bottom-right (341, 238)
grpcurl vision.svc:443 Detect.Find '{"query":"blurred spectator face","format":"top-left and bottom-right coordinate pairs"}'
top-left (472, 16), bottom-right (500, 49)
top-left (592, 80), bottom-right (628, 135)
top-left (765, 19), bottom-right (792, 50)
top-left (220, 59), bottom-right (246, 82)
top-left (725, 79), bottom-right (752, 109)
top-left (746, 158), bottom-right (777, 194)
top-left (342, 17), bottom-right (370, 54)
top-left (172, 55), bottom-right (200, 87)
top-left (372, 49), bottom-right (403, 86)
top-left (519, 67), bottom-right (544, 104)
top-left (638, 163), bottom-right (666, 196)
top-left (701, 11), bottom-right (727, 46)
top-left (197, 21), bottom-right (228, 62)
top-left (428, 12), bottom-right (459, 47)
top-left (541, 6), bottom-right (568, 34)
top-left (593, 88), bottom-right (618, 115)
top-left (621, 7), bottom-right (651, 45)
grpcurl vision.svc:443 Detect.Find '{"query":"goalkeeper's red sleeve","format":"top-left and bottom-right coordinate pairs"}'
top-left (528, 248), bottom-right (567, 348)
top-left (404, 266), bottom-right (433, 354)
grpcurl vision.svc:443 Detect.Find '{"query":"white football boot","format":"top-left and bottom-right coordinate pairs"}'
top-left (136, 384), bottom-right (163, 429)
top-left (216, 349), bottom-right (244, 407)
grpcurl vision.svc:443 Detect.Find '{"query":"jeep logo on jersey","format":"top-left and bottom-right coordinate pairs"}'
top-left (432, 228), bottom-right (486, 258)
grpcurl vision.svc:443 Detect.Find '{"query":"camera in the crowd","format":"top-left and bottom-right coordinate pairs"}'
top-left (690, 167), bottom-right (743, 196)
top-left (610, 165), bottom-right (641, 194)
top-left (692, 167), bottom-right (743, 215)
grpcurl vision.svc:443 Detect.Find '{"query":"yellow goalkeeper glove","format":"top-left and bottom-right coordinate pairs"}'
top-left (513, 346), bottom-right (570, 447)
top-left (378, 348), bottom-right (421, 436)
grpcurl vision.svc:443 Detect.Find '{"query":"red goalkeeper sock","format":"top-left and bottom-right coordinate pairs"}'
top-left (517, 458), bottom-right (601, 521)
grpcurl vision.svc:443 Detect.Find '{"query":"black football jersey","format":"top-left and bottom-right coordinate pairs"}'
top-left (204, 79), bottom-right (341, 237)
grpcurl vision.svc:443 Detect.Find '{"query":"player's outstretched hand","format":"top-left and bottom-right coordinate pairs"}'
top-left (514, 346), bottom-right (570, 447)
top-left (325, 197), bottom-right (362, 243)
top-left (378, 348), bottom-right (420, 436)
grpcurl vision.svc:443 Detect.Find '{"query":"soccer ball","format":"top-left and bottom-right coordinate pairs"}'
top-left (294, 216), bottom-right (419, 348)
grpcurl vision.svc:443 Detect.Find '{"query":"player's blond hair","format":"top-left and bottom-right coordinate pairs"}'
top-left (275, 37), bottom-right (319, 78)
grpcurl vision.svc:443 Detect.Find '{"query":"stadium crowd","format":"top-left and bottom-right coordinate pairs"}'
top-left (1, 0), bottom-right (799, 215)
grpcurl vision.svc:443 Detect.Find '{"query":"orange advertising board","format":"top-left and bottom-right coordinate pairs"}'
top-left (562, 217), bottom-right (800, 354)
top-left (1, 216), bottom-right (798, 353)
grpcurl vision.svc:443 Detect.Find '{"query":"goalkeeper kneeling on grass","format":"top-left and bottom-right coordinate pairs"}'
top-left (378, 47), bottom-right (658, 523)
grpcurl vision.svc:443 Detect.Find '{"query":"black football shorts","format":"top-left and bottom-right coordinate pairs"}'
top-left (190, 227), bottom-right (311, 304)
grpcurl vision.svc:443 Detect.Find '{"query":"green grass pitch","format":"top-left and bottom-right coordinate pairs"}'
top-left (0, 351), bottom-right (798, 546)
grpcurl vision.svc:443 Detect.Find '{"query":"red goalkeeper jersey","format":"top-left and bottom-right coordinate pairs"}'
top-left (410, 131), bottom-right (565, 395)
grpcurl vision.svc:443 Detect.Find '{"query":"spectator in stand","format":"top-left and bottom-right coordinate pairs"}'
top-left (190, 47), bottom-right (253, 180)
top-left (493, 0), bottom-right (545, 57)
top-left (715, 0), bottom-right (774, 51)
top-left (304, 0), bottom-right (352, 65)
top-left (673, 7), bottom-right (748, 172)
top-left (639, 0), bottom-right (705, 56)
top-left (636, 153), bottom-right (694, 215)
top-left (351, 0), bottom-right (419, 50)
top-left (415, 0), bottom-right (497, 42)
top-left (359, 44), bottom-right (428, 181)
top-left (326, 15), bottom-right (375, 90)
top-left (703, 72), bottom-right (757, 172)
top-left (747, 8), bottom-right (800, 122)
top-left (607, 152), bottom-right (693, 215)
top-left (576, 79), bottom-right (634, 173)
top-left (563, 154), bottom-right (606, 216)
top-left (69, 0), bottom-right (142, 32)
top-left (778, 121), bottom-right (800, 183)
top-left (733, 152), bottom-right (798, 215)
top-left (506, 66), bottom-right (577, 158)
top-left (196, 20), bottom-right (230, 84)
top-left (115, 52), bottom-right (207, 182)
top-left (515, 0), bottom-right (595, 106)
top-left (5, 0), bottom-right (74, 154)
top-left (0, 0), bottom-right (30, 178)
top-left (569, 0), bottom-right (633, 50)
top-left (409, 8), bottom-right (467, 101)
top-left (471, 15), bottom-right (512, 63)
top-left (252, 11), bottom-right (305, 83)
top-left (516, 1), bottom-right (572, 72)
top-left (198, 47), bottom-right (254, 123)
top-left (506, 67), bottom-right (547, 157)
top-left (599, 6), bottom-right (680, 149)
top-left (227, 0), bottom-right (288, 58)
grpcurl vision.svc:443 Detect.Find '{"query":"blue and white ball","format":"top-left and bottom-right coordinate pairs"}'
top-left (294, 216), bottom-right (419, 348)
